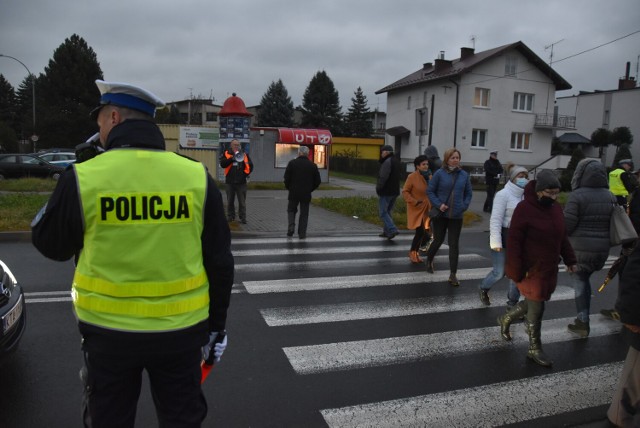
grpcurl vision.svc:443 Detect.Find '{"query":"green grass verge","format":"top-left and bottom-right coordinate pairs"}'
top-left (0, 193), bottom-right (50, 231)
top-left (312, 196), bottom-right (482, 229)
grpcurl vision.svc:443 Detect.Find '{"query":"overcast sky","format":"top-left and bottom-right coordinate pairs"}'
top-left (1, 0), bottom-right (639, 112)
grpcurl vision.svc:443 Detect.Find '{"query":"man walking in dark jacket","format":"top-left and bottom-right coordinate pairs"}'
top-left (376, 145), bottom-right (401, 239)
top-left (284, 146), bottom-right (321, 239)
top-left (483, 150), bottom-right (503, 213)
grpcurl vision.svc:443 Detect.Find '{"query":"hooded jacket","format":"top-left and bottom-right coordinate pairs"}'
top-left (489, 180), bottom-right (524, 249)
top-left (563, 159), bottom-right (615, 273)
top-left (506, 180), bottom-right (576, 301)
top-left (424, 145), bottom-right (442, 172)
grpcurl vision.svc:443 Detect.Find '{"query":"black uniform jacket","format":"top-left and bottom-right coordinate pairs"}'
top-left (31, 120), bottom-right (234, 355)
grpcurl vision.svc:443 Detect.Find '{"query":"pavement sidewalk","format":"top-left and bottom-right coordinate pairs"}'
top-left (232, 176), bottom-right (490, 237)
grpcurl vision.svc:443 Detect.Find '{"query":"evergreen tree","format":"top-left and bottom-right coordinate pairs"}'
top-left (0, 75), bottom-right (18, 152)
top-left (611, 126), bottom-right (633, 148)
top-left (590, 127), bottom-right (611, 158)
top-left (257, 79), bottom-right (294, 127)
top-left (38, 34), bottom-right (104, 149)
top-left (344, 87), bottom-right (372, 138)
top-left (560, 146), bottom-right (585, 191)
top-left (300, 71), bottom-right (342, 134)
top-left (13, 74), bottom-right (37, 143)
top-left (612, 143), bottom-right (633, 168)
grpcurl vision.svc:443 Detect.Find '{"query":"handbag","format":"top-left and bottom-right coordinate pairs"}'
top-left (610, 203), bottom-right (638, 246)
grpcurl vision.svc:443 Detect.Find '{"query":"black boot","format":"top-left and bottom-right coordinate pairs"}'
top-left (497, 300), bottom-right (527, 341)
top-left (426, 258), bottom-right (435, 274)
top-left (287, 212), bottom-right (296, 237)
top-left (525, 321), bottom-right (553, 367)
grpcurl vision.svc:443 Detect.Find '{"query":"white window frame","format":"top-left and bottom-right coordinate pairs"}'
top-left (505, 56), bottom-right (517, 76)
top-left (474, 88), bottom-right (490, 108)
top-left (510, 132), bottom-right (532, 151)
top-left (513, 92), bottom-right (534, 112)
top-left (471, 129), bottom-right (487, 148)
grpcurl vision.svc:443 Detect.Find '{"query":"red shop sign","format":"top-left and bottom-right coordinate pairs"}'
top-left (277, 128), bottom-right (332, 145)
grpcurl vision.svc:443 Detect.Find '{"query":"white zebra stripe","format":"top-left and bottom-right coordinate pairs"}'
top-left (284, 316), bottom-right (622, 375)
top-left (262, 285), bottom-right (576, 326)
top-left (321, 362), bottom-right (622, 427)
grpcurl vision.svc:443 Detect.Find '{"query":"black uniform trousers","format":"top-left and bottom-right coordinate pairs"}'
top-left (81, 346), bottom-right (207, 428)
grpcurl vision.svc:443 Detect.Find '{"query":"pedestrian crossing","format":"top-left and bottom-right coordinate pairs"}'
top-left (231, 233), bottom-right (625, 427)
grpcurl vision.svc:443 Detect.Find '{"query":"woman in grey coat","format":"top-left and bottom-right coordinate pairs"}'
top-left (564, 158), bottom-right (615, 337)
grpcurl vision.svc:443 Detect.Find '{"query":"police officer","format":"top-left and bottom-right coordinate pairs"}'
top-left (219, 139), bottom-right (253, 223)
top-left (610, 159), bottom-right (638, 208)
top-left (31, 80), bottom-right (234, 428)
top-left (483, 150), bottom-right (504, 213)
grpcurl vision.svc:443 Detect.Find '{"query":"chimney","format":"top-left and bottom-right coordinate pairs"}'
top-left (460, 47), bottom-right (475, 60)
top-left (423, 62), bottom-right (433, 70)
top-left (618, 61), bottom-right (637, 90)
top-left (434, 51), bottom-right (452, 73)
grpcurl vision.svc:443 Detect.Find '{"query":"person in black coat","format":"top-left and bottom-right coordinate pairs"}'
top-left (607, 243), bottom-right (640, 426)
top-left (483, 151), bottom-right (504, 213)
top-left (284, 145), bottom-right (321, 239)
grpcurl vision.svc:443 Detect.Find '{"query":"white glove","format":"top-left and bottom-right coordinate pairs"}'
top-left (202, 331), bottom-right (227, 363)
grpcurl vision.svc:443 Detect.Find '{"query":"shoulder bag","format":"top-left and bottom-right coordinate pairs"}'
top-left (610, 203), bottom-right (638, 246)
top-left (429, 172), bottom-right (458, 218)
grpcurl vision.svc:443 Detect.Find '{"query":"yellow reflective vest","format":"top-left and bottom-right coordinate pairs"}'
top-left (73, 149), bottom-right (209, 332)
top-left (609, 168), bottom-right (628, 197)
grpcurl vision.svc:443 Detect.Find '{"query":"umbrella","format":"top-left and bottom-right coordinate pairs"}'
top-left (598, 247), bottom-right (633, 292)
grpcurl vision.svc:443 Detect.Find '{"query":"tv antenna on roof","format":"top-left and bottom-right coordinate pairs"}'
top-left (470, 35), bottom-right (476, 49)
top-left (544, 39), bottom-right (564, 65)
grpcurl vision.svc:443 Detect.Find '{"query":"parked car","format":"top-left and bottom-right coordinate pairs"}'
top-left (0, 153), bottom-right (66, 180)
top-left (0, 259), bottom-right (26, 359)
top-left (36, 152), bottom-right (76, 167)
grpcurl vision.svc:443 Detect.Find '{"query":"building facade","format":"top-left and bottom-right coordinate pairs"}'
top-left (376, 42), bottom-right (574, 171)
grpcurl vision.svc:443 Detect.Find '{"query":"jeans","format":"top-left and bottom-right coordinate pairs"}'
top-left (570, 270), bottom-right (593, 322)
top-left (479, 249), bottom-right (520, 306)
top-left (378, 195), bottom-right (398, 235)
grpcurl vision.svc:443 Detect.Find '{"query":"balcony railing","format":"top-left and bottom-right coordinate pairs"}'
top-left (534, 114), bottom-right (576, 129)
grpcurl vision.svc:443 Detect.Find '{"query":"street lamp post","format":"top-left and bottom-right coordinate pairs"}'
top-left (0, 54), bottom-right (37, 151)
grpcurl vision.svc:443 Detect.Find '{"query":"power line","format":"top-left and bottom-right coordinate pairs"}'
top-left (552, 30), bottom-right (640, 65)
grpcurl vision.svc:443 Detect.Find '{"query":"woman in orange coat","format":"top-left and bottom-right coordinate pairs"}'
top-left (402, 155), bottom-right (432, 263)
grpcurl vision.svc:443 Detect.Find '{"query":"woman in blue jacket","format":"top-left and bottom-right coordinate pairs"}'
top-left (425, 148), bottom-right (473, 286)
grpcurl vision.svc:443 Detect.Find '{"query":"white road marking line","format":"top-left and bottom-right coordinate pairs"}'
top-left (244, 266), bottom-right (492, 294)
top-left (320, 362), bottom-right (622, 427)
top-left (262, 285), bottom-right (575, 326)
top-left (284, 316), bottom-right (622, 374)
top-left (233, 244), bottom-right (447, 257)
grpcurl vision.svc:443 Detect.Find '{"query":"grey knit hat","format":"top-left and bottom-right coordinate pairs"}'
top-left (509, 165), bottom-right (528, 183)
top-left (535, 170), bottom-right (560, 192)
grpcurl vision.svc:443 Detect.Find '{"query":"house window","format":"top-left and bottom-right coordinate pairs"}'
top-left (205, 112), bottom-right (218, 122)
top-left (474, 88), bottom-right (490, 107)
top-left (513, 93), bottom-right (534, 112)
top-left (505, 56), bottom-right (517, 76)
top-left (510, 132), bottom-right (531, 151)
top-left (603, 110), bottom-right (610, 126)
top-left (471, 129), bottom-right (487, 148)
top-left (407, 95), bottom-right (412, 110)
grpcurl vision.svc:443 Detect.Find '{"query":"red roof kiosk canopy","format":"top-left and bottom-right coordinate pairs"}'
top-left (277, 128), bottom-right (332, 145)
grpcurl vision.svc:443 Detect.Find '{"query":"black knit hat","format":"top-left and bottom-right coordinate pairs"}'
top-left (535, 170), bottom-right (560, 192)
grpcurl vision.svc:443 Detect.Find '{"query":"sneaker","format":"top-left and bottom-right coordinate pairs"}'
top-left (479, 290), bottom-right (490, 306)
top-left (387, 231), bottom-right (398, 240)
top-left (567, 318), bottom-right (590, 338)
top-left (379, 232), bottom-right (388, 238)
top-left (600, 309), bottom-right (621, 321)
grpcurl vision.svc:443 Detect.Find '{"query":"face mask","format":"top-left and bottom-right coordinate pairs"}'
top-left (515, 178), bottom-right (528, 188)
top-left (539, 196), bottom-right (555, 207)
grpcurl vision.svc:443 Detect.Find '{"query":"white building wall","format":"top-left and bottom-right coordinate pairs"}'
top-left (557, 88), bottom-right (640, 166)
top-left (385, 48), bottom-right (561, 169)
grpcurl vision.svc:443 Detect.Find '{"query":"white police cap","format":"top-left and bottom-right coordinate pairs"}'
top-left (90, 80), bottom-right (165, 118)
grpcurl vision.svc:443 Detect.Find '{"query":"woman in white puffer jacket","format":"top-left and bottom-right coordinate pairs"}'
top-left (478, 163), bottom-right (529, 307)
